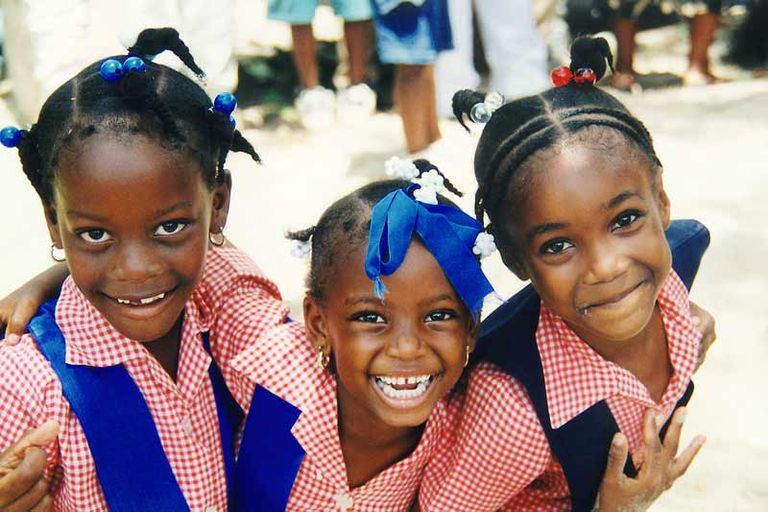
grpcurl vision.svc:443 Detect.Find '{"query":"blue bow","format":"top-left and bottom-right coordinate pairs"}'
top-left (365, 186), bottom-right (494, 317)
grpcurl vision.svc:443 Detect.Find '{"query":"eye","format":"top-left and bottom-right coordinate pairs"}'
top-left (79, 229), bottom-right (112, 244)
top-left (425, 310), bottom-right (456, 322)
top-left (540, 238), bottom-right (574, 255)
top-left (611, 211), bottom-right (642, 231)
top-left (154, 221), bottom-right (188, 236)
top-left (351, 311), bottom-right (386, 324)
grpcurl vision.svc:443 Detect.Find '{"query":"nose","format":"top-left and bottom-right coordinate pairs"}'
top-left (582, 238), bottom-right (629, 285)
top-left (385, 321), bottom-right (425, 359)
top-left (111, 240), bottom-right (165, 281)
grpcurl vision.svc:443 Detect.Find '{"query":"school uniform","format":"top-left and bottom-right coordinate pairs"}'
top-left (0, 246), bottom-right (288, 511)
top-left (228, 321), bottom-right (453, 512)
top-left (418, 271), bottom-right (701, 511)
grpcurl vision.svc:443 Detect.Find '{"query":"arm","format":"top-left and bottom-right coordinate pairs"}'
top-left (0, 422), bottom-right (58, 512)
top-left (688, 301), bottom-right (716, 371)
top-left (596, 408), bottom-right (705, 511)
top-left (0, 264), bottom-right (68, 342)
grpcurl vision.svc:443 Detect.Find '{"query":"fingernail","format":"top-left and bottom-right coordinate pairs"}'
top-left (6, 333), bottom-right (19, 344)
top-left (655, 413), bottom-right (665, 428)
top-left (691, 316), bottom-right (701, 325)
top-left (612, 434), bottom-right (625, 448)
top-left (677, 408), bottom-right (688, 424)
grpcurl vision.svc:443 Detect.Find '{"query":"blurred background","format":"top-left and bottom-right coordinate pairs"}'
top-left (0, 0), bottom-right (766, 509)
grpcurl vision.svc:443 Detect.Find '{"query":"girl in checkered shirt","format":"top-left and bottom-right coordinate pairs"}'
top-left (418, 36), bottom-right (712, 511)
top-left (0, 28), bottom-right (290, 511)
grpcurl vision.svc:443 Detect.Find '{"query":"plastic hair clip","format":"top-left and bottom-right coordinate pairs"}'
top-left (469, 91), bottom-right (505, 124)
top-left (0, 126), bottom-right (21, 148)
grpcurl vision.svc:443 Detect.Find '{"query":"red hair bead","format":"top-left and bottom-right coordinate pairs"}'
top-left (573, 68), bottom-right (597, 85)
top-left (550, 66), bottom-right (572, 87)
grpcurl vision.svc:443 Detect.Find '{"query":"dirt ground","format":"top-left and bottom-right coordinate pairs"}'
top-left (0, 15), bottom-right (766, 511)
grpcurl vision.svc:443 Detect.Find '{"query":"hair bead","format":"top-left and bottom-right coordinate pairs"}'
top-left (122, 56), bottom-right (147, 74)
top-left (0, 126), bottom-right (22, 148)
top-left (99, 59), bottom-right (124, 82)
top-left (470, 102), bottom-right (493, 124)
top-left (213, 92), bottom-right (237, 115)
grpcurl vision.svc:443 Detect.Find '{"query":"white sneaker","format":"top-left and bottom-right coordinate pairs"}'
top-left (336, 83), bottom-right (377, 124)
top-left (295, 86), bottom-right (336, 129)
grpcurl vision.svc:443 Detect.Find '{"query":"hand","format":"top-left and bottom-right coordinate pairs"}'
top-left (0, 421), bottom-right (59, 511)
top-left (596, 408), bottom-right (705, 512)
top-left (0, 264), bottom-right (68, 346)
top-left (689, 301), bottom-right (716, 371)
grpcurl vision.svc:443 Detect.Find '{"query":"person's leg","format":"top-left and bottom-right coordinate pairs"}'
top-left (684, 12), bottom-right (720, 83)
top-left (290, 24), bottom-right (319, 89)
top-left (343, 19), bottom-right (373, 85)
top-left (395, 64), bottom-right (440, 154)
top-left (612, 17), bottom-right (639, 89)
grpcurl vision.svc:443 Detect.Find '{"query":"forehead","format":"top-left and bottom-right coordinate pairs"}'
top-left (54, 134), bottom-right (208, 213)
top-left (521, 144), bottom-right (656, 223)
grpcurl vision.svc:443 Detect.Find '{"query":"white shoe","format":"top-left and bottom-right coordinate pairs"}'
top-left (336, 83), bottom-right (376, 124)
top-left (295, 86), bottom-right (336, 129)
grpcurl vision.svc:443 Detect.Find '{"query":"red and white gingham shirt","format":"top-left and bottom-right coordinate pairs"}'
top-left (419, 271), bottom-right (702, 511)
top-left (228, 321), bottom-right (452, 512)
top-left (0, 246), bottom-right (288, 511)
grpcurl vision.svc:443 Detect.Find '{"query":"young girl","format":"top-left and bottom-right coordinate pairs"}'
top-left (0, 28), bottom-right (290, 510)
top-left (224, 163), bottom-right (495, 510)
top-left (417, 37), bottom-right (710, 511)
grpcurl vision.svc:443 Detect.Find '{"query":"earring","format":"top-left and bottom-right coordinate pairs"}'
top-left (50, 244), bottom-right (66, 262)
top-left (463, 344), bottom-right (471, 368)
top-left (209, 228), bottom-right (225, 247)
top-left (316, 344), bottom-right (331, 370)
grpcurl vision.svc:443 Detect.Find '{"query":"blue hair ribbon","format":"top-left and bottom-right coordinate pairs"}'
top-left (365, 185), bottom-right (495, 317)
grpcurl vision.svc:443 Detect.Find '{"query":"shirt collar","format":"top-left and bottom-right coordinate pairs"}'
top-left (57, 277), bottom-right (210, 367)
top-left (538, 270), bottom-right (701, 429)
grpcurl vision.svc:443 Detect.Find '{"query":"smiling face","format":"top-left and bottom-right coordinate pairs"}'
top-left (499, 138), bottom-right (671, 350)
top-left (45, 133), bottom-right (230, 343)
top-left (304, 240), bottom-right (475, 430)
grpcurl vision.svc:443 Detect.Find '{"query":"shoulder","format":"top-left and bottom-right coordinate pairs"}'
top-left (199, 245), bottom-right (284, 307)
top-left (461, 362), bottom-right (543, 428)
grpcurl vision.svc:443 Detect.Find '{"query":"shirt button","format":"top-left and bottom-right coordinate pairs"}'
top-left (335, 493), bottom-right (353, 511)
top-left (181, 417), bottom-right (193, 435)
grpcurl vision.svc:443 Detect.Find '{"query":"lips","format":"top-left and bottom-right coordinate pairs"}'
top-left (579, 280), bottom-right (647, 311)
top-left (370, 373), bottom-right (441, 405)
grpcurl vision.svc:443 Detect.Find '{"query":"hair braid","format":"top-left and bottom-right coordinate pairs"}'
top-left (413, 159), bottom-right (464, 197)
top-left (117, 70), bottom-right (184, 141)
top-left (128, 27), bottom-right (205, 78)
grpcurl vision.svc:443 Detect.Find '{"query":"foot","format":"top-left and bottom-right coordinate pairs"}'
top-left (295, 86), bottom-right (336, 129)
top-left (336, 83), bottom-right (377, 124)
top-left (682, 68), bottom-right (728, 86)
top-left (609, 71), bottom-right (639, 92)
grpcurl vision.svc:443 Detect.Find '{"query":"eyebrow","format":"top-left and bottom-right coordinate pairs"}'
top-left (526, 222), bottom-right (568, 242)
top-left (67, 201), bottom-right (194, 222)
top-left (606, 190), bottom-right (641, 209)
top-left (344, 293), bottom-right (458, 307)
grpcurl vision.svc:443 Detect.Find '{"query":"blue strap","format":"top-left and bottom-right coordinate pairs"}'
top-left (474, 219), bottom-right (709, 511)
top-left (365, 187), bottom-right (494, 317)
top-left (233, 385), bottom-right (305, 512)
top-left (202, 333), bottom-right (244, 509)
top-left (28, 299), bottom-right (190, 512)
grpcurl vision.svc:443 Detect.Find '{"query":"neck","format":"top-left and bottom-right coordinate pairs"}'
top-left (337, 387), bottom-right (423, 488)
top-left (576, 306), bottom-right (672, 402)
top-left (144, 316), bottom-right (183, 381)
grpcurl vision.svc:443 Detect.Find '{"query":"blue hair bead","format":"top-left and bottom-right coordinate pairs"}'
top-left (0, 126), bottom-right (21, 148)
top-left (214, 92), bottom-right (237, 115)
top-left (122, 56), bottom-right (146, 74)
top-left (99, 59), bottom-right (124, 82)
top-left (228, 115), bottom-right (236, 128)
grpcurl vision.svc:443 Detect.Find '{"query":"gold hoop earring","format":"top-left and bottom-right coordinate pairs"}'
top-left (317, 344), bottom-right (331, 370)
top-left (463, 344), bottom-right (471, 368)
top-left (50, 244), bottom-right (66, 262)
top-left (209, 229), bottom-right (225, 247)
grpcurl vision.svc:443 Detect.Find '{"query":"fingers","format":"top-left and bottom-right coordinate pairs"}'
top-left (3, 476), bottom-right (48, 512)
top-left (29, 494), bottom-right (53, 512)
top-left (0, 448), bottom-right (48, 507)
top-left (0, 422), bottom-right (59, 473)
top-left (660, 407), bottom-right (686, 461)
top-left (670, 435), bottom-right (706, 480)
top-left (4, 296), bottom-right (40, 339)
top-left (637, 409), bottom-right (664, 478)
top-left (604, 432), bottom-right (630, 484)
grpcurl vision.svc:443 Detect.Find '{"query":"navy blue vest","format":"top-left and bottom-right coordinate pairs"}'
top-left (474, 219), bottom-right (710, 511)
top-left (27, 299), bottom-right (243, 511)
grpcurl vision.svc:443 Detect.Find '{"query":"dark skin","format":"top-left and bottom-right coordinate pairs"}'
top-left (304, 241), bottom-right (475, 488)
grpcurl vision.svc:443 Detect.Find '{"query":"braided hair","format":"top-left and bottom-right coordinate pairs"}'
top-left (286, 160), bottom-right (463, 302)
top-left (14, 27), bottom-right (260, 205)
top-left (453, 36), bottom-right (662, 231)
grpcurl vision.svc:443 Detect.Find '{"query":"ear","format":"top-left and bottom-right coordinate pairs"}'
top-left (209, 169), bottom-right (232, 235)
top-left (303, 295), bottom-right (331, 355)
top-left (465, 314), bottom-right (481, 352)
top-left (42, 201), bottom-right (63, 249)
top-left (654, 170), bottom-right (671, 229)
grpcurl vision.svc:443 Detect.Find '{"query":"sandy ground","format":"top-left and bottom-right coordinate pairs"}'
top-left (0, 16), bottom-right (766, 511)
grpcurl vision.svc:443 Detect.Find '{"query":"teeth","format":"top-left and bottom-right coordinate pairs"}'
top-left (374, 376), bottom-right (433, 400)
top-left (115, 292), bottom-right (166, 306)
top-left (376, 375), bottom-right (431, 386)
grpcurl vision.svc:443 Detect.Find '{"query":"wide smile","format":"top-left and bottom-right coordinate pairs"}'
top-left (370, 373), bottom-right (442, 409)
top-left (101, 287), bottom-right (178, 315)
